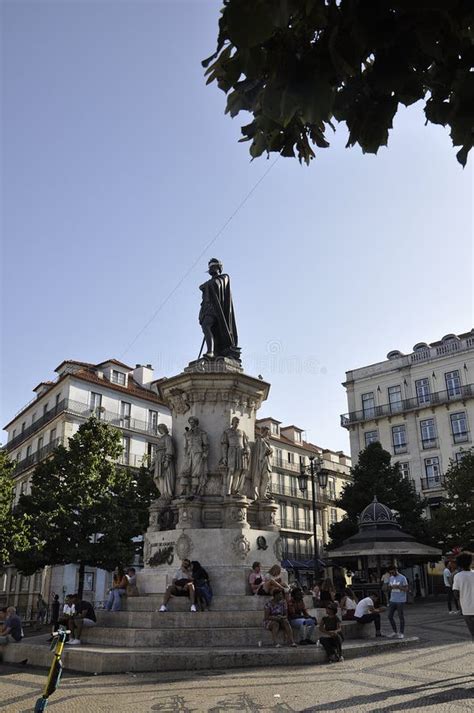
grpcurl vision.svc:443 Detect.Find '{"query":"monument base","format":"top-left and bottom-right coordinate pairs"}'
top-left (139, 526), bottom-right (283, 596)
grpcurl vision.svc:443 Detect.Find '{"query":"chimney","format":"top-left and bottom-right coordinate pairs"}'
top-left (133, 364), bottom-right (154, 387)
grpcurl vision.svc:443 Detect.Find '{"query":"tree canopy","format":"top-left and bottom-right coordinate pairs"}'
top-left (203, 0), bottom-right (473, 166)
top-left (431, 450), bottom-right (474, 552)
top-left (0, 451), bottom-right (30, 569)
top-left (328, 441), bottom-right (431, 548)
top-left (13, 417), bottom-right (154, 597)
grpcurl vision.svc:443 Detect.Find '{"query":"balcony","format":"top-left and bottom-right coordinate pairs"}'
top-left (421, 437), bottom-right (439, 450)
top-left (279, 519), bottom-right (313, 532)
top-left (6, 398), bottom-right (162, 451)
top-left (453, 431), bottom-right (470, 444)
top-left (341, 383), bottom-right (474, 428)
top-left (270, 483), bottom-right (336, 505)
top-left (420, 475), bottom-right (446, 491)
top-left (272, 459), bottom-right (302, 473)
top-left (13, 437), bottom-right (65, 475)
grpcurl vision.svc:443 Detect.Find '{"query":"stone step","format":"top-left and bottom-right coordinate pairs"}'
top-left (93, 613), bottom-right (367, 641)
top-left (1, 635), bottom-right (419, 675)
top-left (122, 595), bottom-right (271, 612)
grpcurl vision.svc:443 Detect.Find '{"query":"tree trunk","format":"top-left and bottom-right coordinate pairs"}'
top-left (77, 561), bottom-right (85, 600)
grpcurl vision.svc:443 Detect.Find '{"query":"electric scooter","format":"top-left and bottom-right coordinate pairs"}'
top-left (34, 626), bottom-right (70, 711)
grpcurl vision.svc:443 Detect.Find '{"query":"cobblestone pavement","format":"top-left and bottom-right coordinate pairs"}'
top-left (1, 602), bottom-right (472, 713)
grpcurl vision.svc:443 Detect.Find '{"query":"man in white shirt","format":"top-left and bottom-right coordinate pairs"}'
top-left (443, 560), bottom-right (460, 614)
top-left (452, 552), bottom-right (474, 641)
top-left (354, 594), bottom-right (385, 637)
top-left (386, 565), bottom-right (409, 639)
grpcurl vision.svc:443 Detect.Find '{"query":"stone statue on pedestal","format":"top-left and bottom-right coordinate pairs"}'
top-left (250, 426), bottom-right (273, 500)
top-left (199, 258), bottom-right (240, 361)
top-left (180, 417), bottom-right (209, 496)
top-left (151, 424), bottom-right (176, 498)
top-left (220, 417), bottom-right (250, 497)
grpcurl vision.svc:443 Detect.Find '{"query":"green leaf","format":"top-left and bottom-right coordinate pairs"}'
top-left (225, 0), bottom-right (276, 49)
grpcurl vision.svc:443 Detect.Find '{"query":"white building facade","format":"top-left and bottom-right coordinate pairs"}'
top-left (341, 330), bottom-right (474, 516)
top-left (2, 358), bottom-right (171, 613)
top-left (257, 418), bottom-right (352, 573)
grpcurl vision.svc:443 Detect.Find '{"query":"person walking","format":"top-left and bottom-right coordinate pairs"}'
top-left (387, 565), bottom-right (408, 639)
top-left (443, 561), bottom-right (460, 615)
top-left (452, 552), bottom-right (474, 641)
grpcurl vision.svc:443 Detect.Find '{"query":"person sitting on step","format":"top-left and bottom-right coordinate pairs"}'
top-left (354, 593), bottom-right (386, 637)
top-left (319, 602), bottom-right (344, 663)
top-left (105, 566), bottom-right (128, 612)
top-left (257, 564), bottom-right (288, 596)
top-left (287, 588), bottom-right (316, 644)
top-left (263, 589), bottom-right (297, 648)
top-left (192, 560), bottom-right (212, 611)
top-left (159, 559), bottom-right (197, 612)
top-left (340, 588), bottom-right (358, 620)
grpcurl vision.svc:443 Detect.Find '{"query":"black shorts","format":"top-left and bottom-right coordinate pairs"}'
top-left (171, 586), bottom-right (190, 597)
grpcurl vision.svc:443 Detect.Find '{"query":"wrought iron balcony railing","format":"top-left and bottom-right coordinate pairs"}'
top-left (420, 475), bottom-right (446, 490)
top-left (341, 383), bottom-right (473, 428)
top-left (7, 398), bottom-right (162, 451)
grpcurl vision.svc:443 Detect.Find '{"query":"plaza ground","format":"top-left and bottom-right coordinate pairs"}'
top-left (1, 601), bottom-right (472, 712)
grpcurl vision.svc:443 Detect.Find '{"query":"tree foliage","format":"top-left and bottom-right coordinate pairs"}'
top-left (328, 441), bottom-right (431, 548)
top-left (203, 0), bottom-right (474, 165)
top-left (13, 417), bottom-right (154, 596)
top-left (430, 450), bottom-right (474, 552)
top-left (0, 451), bottom-right (31, 569)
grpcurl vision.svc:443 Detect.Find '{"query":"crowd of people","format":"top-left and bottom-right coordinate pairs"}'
top-left (1, 552), bottom-right (472, 656)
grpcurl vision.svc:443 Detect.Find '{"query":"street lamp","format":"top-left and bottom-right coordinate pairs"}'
top-left (298, 454), bottom-right (329, 585)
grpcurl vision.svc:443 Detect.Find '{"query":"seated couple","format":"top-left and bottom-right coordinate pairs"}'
top-left (249, 562), bottom-right (288, 596)
top-left (159, 559), bottom-right (212, 612)
top-left (264, 589), bottom-right (316, 647)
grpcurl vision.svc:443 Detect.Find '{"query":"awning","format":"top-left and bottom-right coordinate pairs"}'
top-left (328, 541), bottom-right (442, 558)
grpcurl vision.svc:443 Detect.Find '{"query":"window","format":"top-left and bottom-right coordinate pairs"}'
top-left (90, 392), bottom-right (102, 416)
top-left (12, 429), bottom-right (16, 440)
top-left (120, 401), bottom-right (131, 428)
top-left (277, 472), bottom-right (284, 494)
top-left (122, 436), bottom-right (130, 465)
top-left (287, 451), bottom-right (294, 464)
top-left (303, 506), bottom-right (311, 530)
top-left (111, 370), bottom-right (126, 385)
top-left (424, 457), bottom-right (441, 486)
top-left (388, 385), bottom-right (403, 413)
top-left (445, 370), bottom-right (461, 398)
top-left (9, 574), bottom-right (17, 592)
top-left (328, 478), bottom-right (336, 500)
top-left (16, 450), bottom-right (22, 462)
top-left (392, 425), bottom-right (407, 454)
top-left (84, 572), bottom-right (95, 591)
top-left (420, 419), bottom-right (437, 448)
top-left (50, 428), bottom-right (56, 444)
top-left (37, 436), bottom-right (43, 452)
top-left (26, 445), bottom-right (32, 458)
top-left (43, 403), bottom-right (48, 416)
top-left (450, 412), bottom-right (469, 443)
top-left (398, 462), bottom-right (410, 479)
top-left (275, 448), bottom-right (283, 467)
top-left (330, 508), bottom-right (338, 524)
top-left (32, 412), bottom-right (37, 423)
top-left (148, 410), bottom-right (158, 433)
top-left (0, 573), bottom-right (6, 592)
top-left (21, 422), bottom-right (26, 433)
top-left (55, 393), bottom-right (61, 409)
top-left (292, 504), bottom-right (299, 526)
top-left (364, 430), bottom-right (379, 447)
top-left (271, 422), bottom-right (279, 436)
top-left (279, 501), bottom-right (287, 526)
top-left (20, 481), bottom-right (27, 496)
top-left (455, 450), bottom-right (469, 463)
top-left (362, 392), bottom-right (375, 418)
top-left (294, 431), bottom-right (301, 443)
top-left (290, 477), bottom-right (298, 497)
top-left (20, 575), bottom-right (29, 592)
top-left (415, 378), bottom-right (431, 405)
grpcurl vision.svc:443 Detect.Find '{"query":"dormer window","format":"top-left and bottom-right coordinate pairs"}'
top-left (294, 431), bottom-right (301, 443)
top-left (271, 422), bottom-right (280, 436)
top-left (111, 370), bottom-right (126, 386)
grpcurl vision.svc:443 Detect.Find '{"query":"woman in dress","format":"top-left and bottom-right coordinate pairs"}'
top-left (263, 590), bottom-right (297, 647)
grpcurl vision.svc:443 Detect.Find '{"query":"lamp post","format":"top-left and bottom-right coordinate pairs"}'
top-left (298, 455), bottom-right (329, 586)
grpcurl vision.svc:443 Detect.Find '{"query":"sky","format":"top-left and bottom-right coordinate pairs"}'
top-left (1, 0), bottom-right (473, 453)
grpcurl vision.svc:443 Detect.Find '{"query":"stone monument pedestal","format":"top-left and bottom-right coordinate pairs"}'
top-left (138, 358), bottom-right (282, 596)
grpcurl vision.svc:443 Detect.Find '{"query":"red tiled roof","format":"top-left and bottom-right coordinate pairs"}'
top-left (96, 358), bottom-right (134, 370)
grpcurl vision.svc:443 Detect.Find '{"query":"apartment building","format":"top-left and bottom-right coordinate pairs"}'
top-left (257, 418), bottom-right (352, 567)
top-left (340, 330), bottom-right (474, 516)
top-left (2, 358), bottom-right (171, 612)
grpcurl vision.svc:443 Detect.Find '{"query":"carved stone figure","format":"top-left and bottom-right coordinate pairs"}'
top-left (180, 417), bottom-right (209, 496)
top-left (250, 426), bottom-right (273, 500)
top-left (151, 424), bottom-right (176, 498)
top-left (199, 258), bottom-right (240, 361)
top-left (220, 417), bottom-right (250, 497)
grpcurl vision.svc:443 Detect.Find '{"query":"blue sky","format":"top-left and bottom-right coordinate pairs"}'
top-left (2, 1), bottom-right (472, 452)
